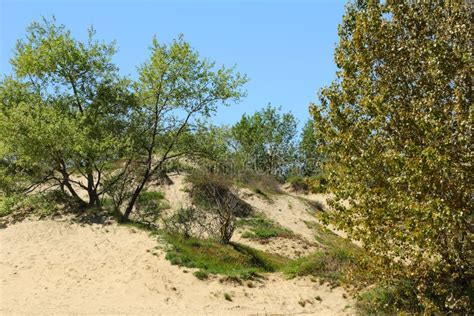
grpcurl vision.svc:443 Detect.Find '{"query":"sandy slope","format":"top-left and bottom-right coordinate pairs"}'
top-left (0, 219), bottom-right (353, 315)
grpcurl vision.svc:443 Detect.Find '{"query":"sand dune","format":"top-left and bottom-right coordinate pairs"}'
top-left (0, 219), bottom-right (353, 315)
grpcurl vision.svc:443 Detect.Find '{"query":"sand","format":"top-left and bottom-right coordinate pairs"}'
top-left (0, 174), bottom-right (357, 314)
top-left (0, 219), bottom-right (353, 315)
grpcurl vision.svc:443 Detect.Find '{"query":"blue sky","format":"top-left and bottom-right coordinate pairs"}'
top-left (1, 0), bottom-right (346, 128)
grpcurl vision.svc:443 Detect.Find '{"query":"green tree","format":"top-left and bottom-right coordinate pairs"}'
top-left (312, 0), bottom-right (472, 312)
top-left (299, 119), bottom-right (321, 176)
top-left (118, 35), bottom-right (247, 220)
top-left (231, 105), bottom-right (298, 178)
top-left (0, 18), bottom-right (134, 206)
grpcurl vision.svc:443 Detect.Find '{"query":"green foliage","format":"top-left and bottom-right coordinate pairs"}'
top-left (135, 190), bottom-right (168, 227)
top-left (231, 105), bottom-right (298, 179)
top-left (234, 170), bottom-right (283, 198)
top-left (0, 191), bottom-right (63, 219)
top-left (298, 119), bottom-right (322, 176)
top-left (162, 233), bottom-right (290, 279)
top-left (237, 215), bottom-right (292, 239)
top-left (193, 270), bottom-right (209, 280)
top-left (287, 174), bottom-right (327, 194)
top-left (164, 207), bottom-right (201, 239)
top-left (0, 195), bottom-right (21, 217)
top-left (312, 1), bottom-right (472, 312)
top-left (356, 281), bottom-right (423, 315)
top-left (284, 221), bottom-right (373, 288)
top-left (1, 18), bottom-right (134, 206)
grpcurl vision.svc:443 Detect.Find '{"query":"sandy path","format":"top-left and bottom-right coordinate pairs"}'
top-left (0, 219), bottom-right (353, 315)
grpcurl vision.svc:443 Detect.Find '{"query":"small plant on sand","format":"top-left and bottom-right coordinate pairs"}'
top-left (224, 293), bottom-right (232, 301)
top-left (193, 270), bottom-right (209, 280)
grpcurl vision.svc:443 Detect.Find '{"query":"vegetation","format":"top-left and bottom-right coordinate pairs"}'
top-left (1, 1), bottom-right (471, 314)
top-left (313, 0), bottom-right (473, 312)
top-left (162, 233), bottom-right (290, 280)
top-left (237, 215), bottom-right (293, 240)
top-left (0, 18), bottom-right (247, 222)
top-left (186, 171), bottom-right (253, 243)
top-left (283, 221), bottom-right (374, 289)
top-left (231, 105), bottom-right (299, 179)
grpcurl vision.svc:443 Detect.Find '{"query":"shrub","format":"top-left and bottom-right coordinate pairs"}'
top-left (235, 170), bottom-right (283, 197)
top-left (164, 207), bottom-right (203, 239)
top-left (193, 270), bottom-right (209, 280)
top-left (187, 171), bottom-right (253, 243)
top-left (356, 281), bottom-right (423, 315)
top-left (135, 191), bottom-right (168, 228)
top-left (287, 175), bottom-right (327, 194)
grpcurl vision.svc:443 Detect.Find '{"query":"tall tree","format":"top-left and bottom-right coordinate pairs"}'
top-left (0, 18), bottom-right (134, 206)
top-left (119, 35), bottom-right (247, 220)
top-left (299, 119), bottom-right (321, 176)
top-left (231, 105), bottom-right (298, 178)
top-left (312, 0), bottom-right (472, 312)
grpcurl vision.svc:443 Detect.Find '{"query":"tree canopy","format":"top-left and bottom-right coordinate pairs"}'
top-left (312, 0), bottom-right (472, 312)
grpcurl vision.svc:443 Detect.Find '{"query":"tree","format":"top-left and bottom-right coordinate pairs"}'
top-left (231, 105), bottom-right (298, 178)
top-left (312, 0), bottom-right (472, 312)
top-left (0, 18), bottom-right (134, 206)
top-left (299, 119), bottom-right (321, 176)
top-left (118, 35), bottom-right (247, 220)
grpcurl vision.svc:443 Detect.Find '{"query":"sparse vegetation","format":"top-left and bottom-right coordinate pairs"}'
top-left (187, 171), bottom-right (253, 243)
top-left (1, 1), bottom-right (471, 314)
top-left (162, 233), bottom-right (290, 280)
top-left (237, 215), bottom-right (293, 240)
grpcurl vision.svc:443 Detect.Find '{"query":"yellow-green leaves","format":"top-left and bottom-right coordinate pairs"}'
top-left (314, 1), bottom-right (473, 312)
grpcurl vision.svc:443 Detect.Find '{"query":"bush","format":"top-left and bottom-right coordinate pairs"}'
top-left (287, 176), bottom-right (309, 192)
top-left (187, 171), bottom-right (253, 243)
top-left (164, 207), bottom-right (202, 239)
top-left (193, 270), bottom-right (209, 280)
top-left (356, 281), bottom-right (422, 315)
top-left (135, 191), bottom-right (168, 228)
top-left (235, 170), bottom-right (283, 197)
top-left (287, 175), bottom-right (327, 194)
top-left (0, 191), bottom-right (61, 219)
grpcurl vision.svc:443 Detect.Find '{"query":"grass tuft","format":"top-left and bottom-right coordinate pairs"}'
top-left (237, 215), bottom-right (293, 240)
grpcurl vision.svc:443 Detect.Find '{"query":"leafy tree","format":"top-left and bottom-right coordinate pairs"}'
top-left (0, 18), bottom-right (134, 206)
top-left (118, 35), bottom-right (247, 220)
top-left (312, 0), bottom-right (472, 312)
top-left (231, 105), bottom-right (298, 178)
top-left (299, 119), bottom-right (321, 176)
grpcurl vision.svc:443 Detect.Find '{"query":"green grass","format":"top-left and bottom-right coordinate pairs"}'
top-left (0, 192), bottom-right (61, 219)
top-left (138, 191), bottom-right (166, 203)
top-left (237, 215), bottom-right (293, 239)
top-left (162, 233), bottom-right (290, 280)
top-left (356, 281), bottom-right (423, 315)
top-left (283, 221), bottom-right (374, 288)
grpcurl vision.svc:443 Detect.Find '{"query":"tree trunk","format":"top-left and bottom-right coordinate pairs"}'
top-left (121, 171), bottom-right (149, 222)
